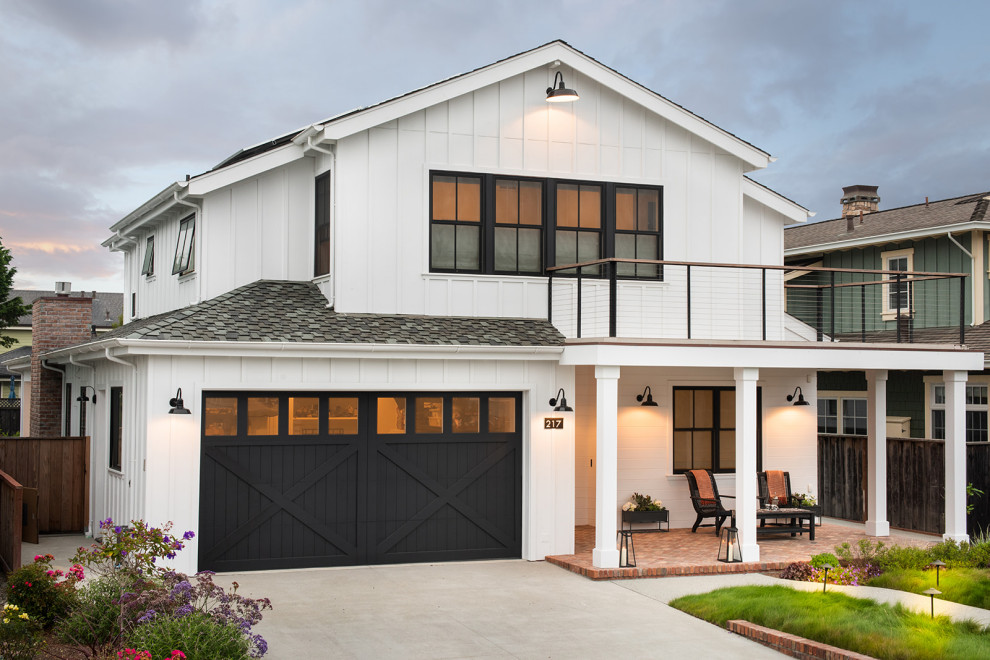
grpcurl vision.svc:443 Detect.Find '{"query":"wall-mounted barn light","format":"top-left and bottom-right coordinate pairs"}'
top-left (549, 388), bottom-right (573, 412)
top-left (546, 71), bottom-right (579, 103)
top-left (169, 388), bottom-right (191, 415)
top-left (636, 386), bottom-right (658, 407)
top-left (76, 385), bottom-right (97, 404)
top-left (787, 386), bottom-right (810, 406)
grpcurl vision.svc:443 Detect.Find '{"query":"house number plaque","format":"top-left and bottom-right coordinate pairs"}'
top-left (544, 417), bottom-right (564, 429)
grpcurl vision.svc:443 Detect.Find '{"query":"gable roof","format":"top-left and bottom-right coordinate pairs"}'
top-left (785, 192), bottom-right (990, 254)
top-left (12, 289), bottom-right (124, 328)
top-left (70, 280), bottom-right (564, 347)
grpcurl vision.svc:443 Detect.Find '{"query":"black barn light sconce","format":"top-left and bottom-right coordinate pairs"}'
top-left (168, 388), bottom-right (191, 415)
top-left (549, 388), bottom-right (573, 412)
top-left (546, 71), bottom-right (579, 103)
top-left (636, 386), bottom-right (658, 407)
top-left (76, 385), bottom-right (97, 404)
top-left (787, 386), bottom-right (810, 406)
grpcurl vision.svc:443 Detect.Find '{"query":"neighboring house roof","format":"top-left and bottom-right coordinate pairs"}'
top-left (91, 280), bottom-right (564, 347)
top-left (0, 346), bottom-right (32, 379)
top-left (835, 323), bottom-right (990, 355)
top-left (784, 192), bottom-right (990, 254)
top-left (12, 289), bottom-right (124, 329)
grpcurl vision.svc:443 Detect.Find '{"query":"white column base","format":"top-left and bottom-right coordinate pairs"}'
top-left (593, 547), bottom-right (620, 568)
top-left (741, 543), bottom-right (760, 563)
top-left (865, 520), bottom-right (890, 536)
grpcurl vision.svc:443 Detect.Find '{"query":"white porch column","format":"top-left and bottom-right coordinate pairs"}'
top-left (592, 365), bottom-right (620, 568)
top-left (944, 370), bottom-right (969, 542)
top-left (865, 370), bottom-right (889, 536)
top-left (734, 367), bottom-right (759, 562)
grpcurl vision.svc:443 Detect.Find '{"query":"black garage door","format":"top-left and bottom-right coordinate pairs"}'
top-left (199, 391), bottom-right (522, 571)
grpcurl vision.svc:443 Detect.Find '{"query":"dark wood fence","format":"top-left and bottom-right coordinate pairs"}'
top-left (0, 468), bottom-right (23, 572)
top-left (0, 398), bottom-right (20, 436)
top-left (0, 436), bottom-right (88, 533)
top-left (818, 435), bottom-right (990, 535)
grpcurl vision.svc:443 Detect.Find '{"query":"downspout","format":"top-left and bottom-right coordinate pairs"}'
top-left (174, 191), bottom-right (204, 304)
top-left (947, 231), bottom-right (977, 326)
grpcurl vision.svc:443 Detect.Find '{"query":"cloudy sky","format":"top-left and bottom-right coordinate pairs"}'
top-left (1, 0), bottom-right (988, 292)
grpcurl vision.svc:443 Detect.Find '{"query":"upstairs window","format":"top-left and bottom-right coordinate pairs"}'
top-left (494, 178), bottom-right (543, 275)
top-left (881, 248), bottom-right (913, 319)
top-left (314, 172), bottom-right (331, 277)
top-left (172, 215), bottom-right (195, 276)
top-left (555, 183), bottom-right (602, 276)
top-left (615, 187), bottom-right (660, 278)
top-left (430, 174), bottom-right (482, 272)
top-left (109, 387), bottom-right (123, 471)
top-left (141, 236), bottom-right (155, 277)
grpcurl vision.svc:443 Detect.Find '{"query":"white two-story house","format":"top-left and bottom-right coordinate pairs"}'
top-left (23, 41), bottom-right (981, 574)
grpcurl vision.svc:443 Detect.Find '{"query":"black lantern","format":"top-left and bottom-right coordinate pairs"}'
top-left (546, 71), bottom-right (579, 103)
top-left (636, 386), bottom-right (658, 407)
top-left (617, 531), bottom-right (636, 568)
top-left (549, 388), bottom-right (572, 412)
top-left (787, 386), bottom-right (810, 406)
top-left (168, 388), bottom-right (191, 415)
top-left (718, 526), bottom-right (742, 563)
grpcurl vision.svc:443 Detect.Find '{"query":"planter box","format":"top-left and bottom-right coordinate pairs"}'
top-left (621, 509), bottom-right (669, 532)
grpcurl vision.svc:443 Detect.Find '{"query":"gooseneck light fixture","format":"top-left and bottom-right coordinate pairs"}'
top-left (787, 386), bottom-right (810, 406)
top-left (546, 71), bottom-right (579, 103)
top-left (549, 388), bottom-right (573, 412)
top-left (636, 386), bottom-right (658, 407)
top-left (168, 388), bottom-right (191, 415)
top-left (76, 385), bottom-right (97, 404)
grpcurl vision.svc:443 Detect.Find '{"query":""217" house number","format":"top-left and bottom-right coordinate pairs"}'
top-left (544, 417), bottom-right (564, 429)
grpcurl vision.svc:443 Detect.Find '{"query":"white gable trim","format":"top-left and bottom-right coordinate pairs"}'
top-left (317, 42), bottom-right (770, 170)
top-left (743, 178), bottom-right (808, 223)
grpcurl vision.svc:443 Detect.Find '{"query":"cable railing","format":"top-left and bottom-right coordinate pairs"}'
top-left (546, 258), bottom-right (968, 343)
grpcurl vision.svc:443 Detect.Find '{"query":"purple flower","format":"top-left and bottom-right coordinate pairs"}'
top-left (100, 517), bottom-right (113, 527)
top-left (183, 531), bottom-right (195, 540)
top-left (137, 609), bottom-right (157, 623)
top-left (114, 526), bottom-right (122, 534)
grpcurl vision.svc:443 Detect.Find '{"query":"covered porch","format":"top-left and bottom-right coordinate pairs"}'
top-left (560, 339), bottom-right (983, 570)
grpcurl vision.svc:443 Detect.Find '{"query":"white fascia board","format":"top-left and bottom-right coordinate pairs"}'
top-left (186, 143), bottom-right (306, 196)
top-left (104, 182), bottom-right (184, 246)
top-left (559, 341), bottom-right (983, 372)
top-left (320, 43), bottom-right (770, 170)
top-left (743, 179), bottom-right (808, 223)
top-left (785, 221), bottom-right (990, 257)
top-left (41, 338), bottom-right (563, 363)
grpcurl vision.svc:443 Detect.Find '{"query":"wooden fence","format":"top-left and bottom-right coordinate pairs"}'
top-left (818, 435), bottom-right (990, 535)
top-left (0, 468), bottom-right (23, 572)
top-left (0, 436), bottom-right (88, 533)
top-left (0, 398), bottom-right (20, 436)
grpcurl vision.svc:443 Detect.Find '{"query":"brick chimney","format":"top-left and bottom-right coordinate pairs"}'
top-left (841, 185), bottom-right (880, 218)
top-left (30, 286), bottom-right (93, 437)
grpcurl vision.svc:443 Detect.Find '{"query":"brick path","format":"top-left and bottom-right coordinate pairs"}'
top-left (546, 523), bottom-right (937, 580)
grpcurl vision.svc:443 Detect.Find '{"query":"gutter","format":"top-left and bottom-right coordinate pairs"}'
top-left (104, 347), bottom-right (136, 370)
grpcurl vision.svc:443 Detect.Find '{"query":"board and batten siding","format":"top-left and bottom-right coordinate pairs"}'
top-left (333, 66), bottom-right (778, 318)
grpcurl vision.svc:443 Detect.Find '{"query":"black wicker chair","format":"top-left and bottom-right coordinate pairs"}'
top-left (757, 470), bottom-right (793, 508)
top-left (685, 469), bottom-right (735, 535)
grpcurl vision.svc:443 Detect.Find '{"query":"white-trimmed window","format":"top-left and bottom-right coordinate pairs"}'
top-left (931, 383), bottom-right (988, 442)
top-left (172, 215), bottom-right (195, 276)
top-left (141, 236), bottom-right (154, 277)
top-left (817, 394), bottom-right (867, 435)
top-left (881, 247), bottom-right (913, 320)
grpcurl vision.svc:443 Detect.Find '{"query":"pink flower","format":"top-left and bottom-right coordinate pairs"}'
top-left (33, 554), bottom-right (42, 561)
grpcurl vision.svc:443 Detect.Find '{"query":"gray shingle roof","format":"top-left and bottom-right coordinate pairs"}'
top-left (0, 346), bottom-right (31, 379)
top-left (12, 289), bottom-right (124, 328)
top-left (785, 192), bottom-right (990, 252)
top-left (97, 280), bottom-right (564, 347)
top-left (835, 324), bottom-right (990, 355)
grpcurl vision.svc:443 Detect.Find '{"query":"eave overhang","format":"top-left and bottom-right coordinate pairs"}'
top-left (785, 221), bottom-right (990, 257)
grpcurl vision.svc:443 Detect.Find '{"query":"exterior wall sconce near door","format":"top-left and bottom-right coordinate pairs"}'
top-left (787, 386), bottom-right (810, 406)
top-left (546, 71), bottom-right (579, 103)
top-left (76, 385), bottom-right (97, 404)
top-left (169, 388), bottom-right (191, 415)
top-left (549, 388), bottom-right (573, 412)
top-left (636, 386), bottom-right (658, 406)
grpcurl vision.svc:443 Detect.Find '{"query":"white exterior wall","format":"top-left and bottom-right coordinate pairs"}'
top-left (573, 366), bottom-right (818, 531)
top-left (122, 352), bottom-right (574, 574)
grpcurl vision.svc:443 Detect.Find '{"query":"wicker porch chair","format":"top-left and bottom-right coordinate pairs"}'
top-left (757, 470), bottom-right (793, 508)
top-left (685, 469), bottom-right (735, 535)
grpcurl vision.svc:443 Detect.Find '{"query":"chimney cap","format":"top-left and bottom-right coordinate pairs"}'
top-left (54, 282), bottom-right (71, 296)
top-left (840, 185), bottom-right (880, 204)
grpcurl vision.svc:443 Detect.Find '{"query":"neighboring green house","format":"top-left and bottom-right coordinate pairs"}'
top-left (785, 186), bottom-right (990, 441)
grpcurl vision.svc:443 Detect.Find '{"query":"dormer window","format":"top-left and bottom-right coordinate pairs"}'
top-left (141, 236), bottom-right (155, 277)
top-left (172, 215), bottom-right (195, 276)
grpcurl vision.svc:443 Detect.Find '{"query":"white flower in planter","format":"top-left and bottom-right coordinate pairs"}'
top-left (622, 501), bottom-right (636, 511)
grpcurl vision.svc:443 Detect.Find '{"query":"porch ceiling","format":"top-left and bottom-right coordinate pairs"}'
top-left (559, 338), bottom-right (984, 371)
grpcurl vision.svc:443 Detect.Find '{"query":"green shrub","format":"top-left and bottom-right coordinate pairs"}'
top-left (59, 574), bottom-right (136, 653)
top-left (0, 604), bottom-right (44, 660)
top-left (809, 552), bottom-right (840, 569)
top-left (5, 554), bottom-right (82, 627)
top-left (125, 611), bottom-right (250, 660)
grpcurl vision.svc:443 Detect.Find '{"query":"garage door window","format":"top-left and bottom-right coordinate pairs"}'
top-left (378, 397), bottom-right (407, 433)
top-left (452, 397), bottom-right (480, 433)
top-left (289, 397), bottom-right (319, 435)
top-left (204, 397), bottom-right (237, 435)
top-left (489, 398), bottom-right (516, 433)
top-left (247, 397), bottom-right (279, 435)
top-left (415, 397), bottom-right (443, 433)
top-left (328, 397), bottom-right (359, 434)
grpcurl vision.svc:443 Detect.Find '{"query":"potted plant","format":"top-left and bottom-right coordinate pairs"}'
top-left (791, 492), bottom-right (821, 525)
top-left (621, 492), bottom-right (668, 525)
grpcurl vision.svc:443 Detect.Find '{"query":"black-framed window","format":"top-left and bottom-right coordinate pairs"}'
top-left (494, 178), bottom-right (543, 274)
top-left (429, 171), bottom-right (662, 279)
top-left (614, 186), bottom-right (660, 278)
top-left (109, 387), bottom-right (123, 471)
top-left (141, 236), bottom-right (155, 277)
top-left (172, 215), bottom-right (195, 275)
top-left (430, 174), bottom-right (482, 272)
top-left (673, 386), bottom-right (761, 473)
top-left (64, 383), bottom-right (72, 436)
top-left (314, 172), bottom-right (331, 277)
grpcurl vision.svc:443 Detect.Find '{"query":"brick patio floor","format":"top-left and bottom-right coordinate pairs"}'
top-left (546, 521), bottom-right (939, 580)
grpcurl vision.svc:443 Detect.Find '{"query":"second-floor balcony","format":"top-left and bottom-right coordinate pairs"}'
top-left (547, 258), bottom-right (969, 344)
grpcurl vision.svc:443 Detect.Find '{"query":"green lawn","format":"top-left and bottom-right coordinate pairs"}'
top-left (670, 585), bottom-right (990, 660)
top-left (867, 568), bottom-right (990, 610)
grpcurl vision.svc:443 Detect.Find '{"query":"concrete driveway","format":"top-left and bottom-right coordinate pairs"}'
top-left (226, 560), bottom-right (781, 659)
